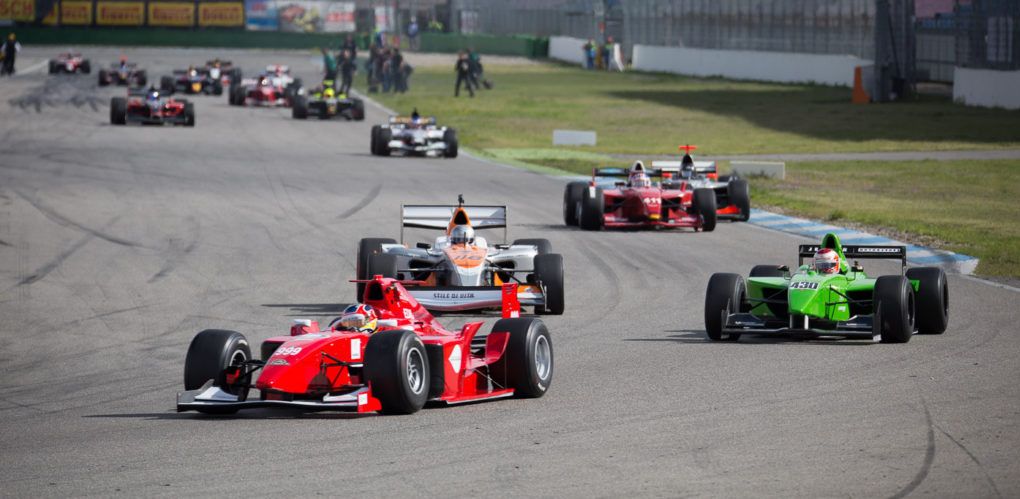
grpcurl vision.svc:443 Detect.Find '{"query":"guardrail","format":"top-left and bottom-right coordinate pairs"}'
top-left (420, 33), bottom-right (548, 58)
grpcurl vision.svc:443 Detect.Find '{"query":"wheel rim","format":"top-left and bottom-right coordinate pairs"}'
top-left (534, 335), bottom-right (551, 381)
top-left (228, 349), bottom-right (247, 369)
top-left (405, 347), bottom-right (425, 395)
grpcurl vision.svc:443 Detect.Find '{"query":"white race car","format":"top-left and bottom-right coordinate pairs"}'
top-left (370, 111), bottom-right (458, 158)
top-left (356, 197), bottom-right (564, 314)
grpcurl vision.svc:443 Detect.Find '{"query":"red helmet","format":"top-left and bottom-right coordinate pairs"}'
top-left (813, 248), bottom-right (840, 274)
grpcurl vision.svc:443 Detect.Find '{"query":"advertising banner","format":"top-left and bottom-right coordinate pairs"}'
top-left (323, 1), bottom-right (353, 33)
top-left (198, 1), bottom-right (243, 27)
top-left (244, 0), bottom-right (276, 30)
top-left (96, 1), bottom-right (144, 26)
top-left (149, 1), bottom-right (194, 27)
top-left (0, 0), bottom-right (34, 22)
top-left (276, 1), bottom-right (324, 33)
top-left (60, 0), bottom-right (92, 25)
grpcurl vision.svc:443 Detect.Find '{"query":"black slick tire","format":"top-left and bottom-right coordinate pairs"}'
top-left (356, 237), bottom-right (396, 299)
top-left (579, 185), bottom-right (604, 231)
top-left (874, 275), bottom-right (916, 343)
top-left (443, 128), bottom-right (458, 158)
top-left (693, 188), bottom-right (717, 231)
top-left (378, 128), bottom-right (392, 156)
top-left (364, 330), bottom-right (429, 414)
top-left (905, 267), bottom-right (948, 334)
top-left (110, 97), bottom-right (126, 125)
top-left (704, 273), bottom-right (745, 341)
top-left (184, 329), bottom-right (251, 413)
top-left (160, 75), bottom-right (175, 93)
top-left (728, 179), bottom-right (751, 222)
top-left (563, 181), bottom-right (587, 226)
top-left (534, 253), bottom-right (564, 315)
top-left (489, 318), bottom-right (553, 398)
top-left (292, 95), bottom-right (308, 119)
top-left (352, 98), bottom-right (365, 120)
top-left (183, 102), bottom-right (195, 127)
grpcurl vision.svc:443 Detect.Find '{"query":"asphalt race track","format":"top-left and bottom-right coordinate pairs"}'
top-left (2, 47), bottom-right (1018, 497)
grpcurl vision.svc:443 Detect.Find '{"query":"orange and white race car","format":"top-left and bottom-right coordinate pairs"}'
top-left (356, 196), bottom-right (564, 315)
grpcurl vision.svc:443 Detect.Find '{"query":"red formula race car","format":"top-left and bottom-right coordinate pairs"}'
top-left (228, 65), bottom-right (303, 107)
top-left (563, 160), bottom-right (717, 231)
top-left (176, 276), bottom-right (553, 415)
top-left (109, 87), bottom-right (195, 126)
top-left (48, 53), bottom-right (90, 74)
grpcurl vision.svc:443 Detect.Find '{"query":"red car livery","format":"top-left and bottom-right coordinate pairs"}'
top-left (176, 276), bottom-right (553, 415)
top-left (49, 53), bottom-right (91, 74)
top-left (109, 88), bottom-right (195, 127)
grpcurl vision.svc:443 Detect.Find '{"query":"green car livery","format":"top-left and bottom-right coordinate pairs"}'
top-left (705, 233), bottom-right (949, 343)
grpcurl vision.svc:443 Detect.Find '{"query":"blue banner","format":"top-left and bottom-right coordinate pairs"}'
top-left (244, 0), bottom-right (277, 30)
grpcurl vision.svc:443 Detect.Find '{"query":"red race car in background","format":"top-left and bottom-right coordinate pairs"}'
top-left (176, 275), bottom-right (553, 415)
top-left (563, 160), bottom-right (718, 231)
top-left (109, 87), bottom-right (195, 127)
top-left (228, 65), bottom-right (303, 107)
top-left (49, 53), bottom-right (90, 74)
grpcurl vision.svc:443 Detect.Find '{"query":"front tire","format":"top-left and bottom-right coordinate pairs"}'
top-left (563, 181), bottom-right (587, 226)
top-left (704, 273), bottom-right (745, 341)
top-left (489, 318), bottom-right (553, 398)
top-left (874, 275), bottom-right (916, 343)
top-left (579, 185), bottom-right (604, 231)
top-left (292, 95), bottom-right (308, 119)
top-left (377, 128), bottom-right (392, 156)
top-left (443, 129), bottom-right (458, 158)
top-left (905, 267), bottom-right (948, 334)
top-left (534, 253), bottom-right (565, 315)
top-left (184, 329), bottom-right (251, 413)
top-left (364, 330), bottom-right (430, 414)
top-left (183, 102), bottom-right (195, 127)
top-left (109, 97), bottom-right (126, 125)
top-left (728, 179), bottom-right (751, 222)
top-left (693, 188), bottom-right (717, 231)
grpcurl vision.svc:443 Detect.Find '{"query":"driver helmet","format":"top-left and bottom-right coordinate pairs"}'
top-left (259, 76), bottom-right (270, 86)
top-left (813, 248), bottom-right (840, 274)
top-left (449, 225), bottom-right (475, 245)
top-left (338, 304), bottom-right (378, 333)
top-left (631, 172), bottom-right (651, 188)
top-left (119, 55), bottom-right (126, 63)
top-left (148, 89), bottom-right (160, 101)
top-left (188, 66), bottom-right (197, 76)
top-left (323, 87), bottom-right (335, 98)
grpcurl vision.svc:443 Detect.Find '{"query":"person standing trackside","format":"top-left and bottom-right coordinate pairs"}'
top-left (454, 51), bottom-right (474, 98)
top-left (338, 49), bottom-right (356, 95)
top-left (321, 47), bottom-right (338, 85)
top-left (407, 18), bottom-right (420, 51)
top-left (1, 33), bottom-right (21, 76)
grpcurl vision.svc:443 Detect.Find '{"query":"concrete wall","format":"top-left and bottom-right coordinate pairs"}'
top-left (548, 36), bottom-right (587, 66)
top-left (632, 44), bottom-right (872, 87)
top-left (953, 67), bottom-right (1020, 110)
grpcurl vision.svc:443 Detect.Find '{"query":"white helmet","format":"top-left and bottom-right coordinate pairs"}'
top-left (450, 225), bottom-right (474, 245)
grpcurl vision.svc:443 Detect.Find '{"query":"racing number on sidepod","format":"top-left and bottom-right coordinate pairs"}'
top-left (274, 346), bottom-right (303, 356)
top-left (789, 282), bottom-right (819, 290)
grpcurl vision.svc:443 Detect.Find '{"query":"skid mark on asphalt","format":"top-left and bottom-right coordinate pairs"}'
top-left (149, 216), bottom-right (200, 283)
top-left (337, 183), bottom-right (382, 220)
top-left (14, 189), bottom-right (143, 248)
top-left (7, 76), bottom-right (106, 112)
top-left (889, 398), bottom-right (936, 499)
top-left (16, 233), bottom-right (93, 286)
top-left (935, 424), bottom-right (1002, 498)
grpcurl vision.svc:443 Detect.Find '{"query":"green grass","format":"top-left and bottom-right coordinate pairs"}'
top-left (358, 62), bottom-right (1020, 277)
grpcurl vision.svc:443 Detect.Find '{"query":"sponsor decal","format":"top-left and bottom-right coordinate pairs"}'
top-left (0, 0), bottom-right (34, 21)
top-left (267, 358), bottom-right (289, 366)
top-left (323, 1), bottom-right (354, 32)
top-left (96, 1), bottom-right (144, 25)
top-left (148, 1), bottom-right (194, 27)
top-left (40, 3), bottom-right (57, 24)
top-left (432, 292), bottom-right (477, 299)
top-left (643, 197), bottom-right (661, 205)
top-left (351, 338), bottom-right (361, 360)
top-left (856, 247), bottom-right (902, 254)
top-left (198, 2), bottom-right (243, 27)
top-left (448, 344), bottom-right (462, 374)
top-left (789, 281), bottom-right (819, 290)
top-left (357, 392), bottom-right (367, 406)
top-left (60, 0), bottom-right (92, 25)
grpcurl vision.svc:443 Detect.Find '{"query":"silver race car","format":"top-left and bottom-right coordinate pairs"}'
top-left (652, 145), bottom-right (751, 222)
top-left (370, 110), bottom-right (458, 158)
top-left (356, 197), bottom-right (564, 314)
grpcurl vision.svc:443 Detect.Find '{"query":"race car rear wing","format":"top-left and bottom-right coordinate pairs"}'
top-left (400, 204), bottom-right (507, 243)
top-left (798, 244), bottom-right (907, 271)
top-left (651, 160), bottom-right (718, 175)
top-left (390, 116), bottom-right (437, 126)
top-left (593, 167), bottom-right (683, 179)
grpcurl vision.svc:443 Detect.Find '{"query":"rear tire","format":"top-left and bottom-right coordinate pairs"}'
top-left (874, 275), bottom-right (915, 343)
top-left (750, 264), bottom-right (785, 277)
top-left (351, 98), bottom-right (365, 120)
top-left (368, 254), bottom-right (398, 281)
top-left (443, 129), bottom-right (458, 158)
top-left (534, 253), bottom-right (565, 315)
top-left (356, 237), bottom-right (396, 299)
top-left (563, 181), bottom-right (587, 226)
top-left (184, 329), bottom-right (251, 413)
top-left (728, 179), bottom-right (751, 222)
top-left (160, 75), bottom-right (175, 93)
top-left (489, 318), bottom-right (553, 398)
top-left (109, 97), bottom-right (126, 125)
top-left (906, 267), bottom-right (948, 334)
top-left (49, 60), bottom-right (57, 74)
top-left (578, 186), bottom-right (604, 231)
top-left (693, 188), bottom-right (717, 232)
top-left (364, 330), bottom-right (429, 414)
top-left (704, 273), bottom-right (745, 341)
top-left (98, 69), bottom-right (109, 86)
top-left (183, 102), bottom-right (195, 127)
top-left (512, 238), bottom-right (552, 255)
top-left (82, 60), bottom-right (91, 74)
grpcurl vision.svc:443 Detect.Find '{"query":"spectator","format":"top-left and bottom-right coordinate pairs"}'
top-left (338, 49), bottom-right (357, 95)
top-left (366, 42), bottom-right (379, 91)
top-left (381, 48), bottom-right (393, 93)
top-left (454, 51), bottom-right (474, 98)
top-left (466, 48), bottom-right (481, 90)
top-left (582, 40), bottom-right (595, 69)
top-left (321, 47), bottom-right (338, 84)
top-left (407, 18), bottom-right (420, 51)
top-left (428, 18), bottom-right (443, 32)
top-left (341, 34), bottom-right (358, 62)
top-left (390, 48), bottom-right (407, 93)
top-left (2, 33), bottom-right (22, 76)
top-left (602, 36), bottom-right (613, 70)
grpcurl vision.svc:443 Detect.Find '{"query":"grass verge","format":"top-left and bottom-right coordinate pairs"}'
top-left (358, 61), bottom-right (1020, 277)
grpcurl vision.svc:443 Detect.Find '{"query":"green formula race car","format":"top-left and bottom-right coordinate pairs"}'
top-left (705, 233), bottom-right (949, 343)
top-left (292, 81), bottom-right (364, 121)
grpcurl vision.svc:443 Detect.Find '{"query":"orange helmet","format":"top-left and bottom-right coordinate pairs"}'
top-left (813, 248), bottom-right (840, 274)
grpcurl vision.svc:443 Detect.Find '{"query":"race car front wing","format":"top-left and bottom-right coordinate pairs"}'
top-left (177, 380), bottom-right (383, 413)
top-left (721, 312), bottom-right (882, 341)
